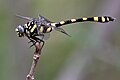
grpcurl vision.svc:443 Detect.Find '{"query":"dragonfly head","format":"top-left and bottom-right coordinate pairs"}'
top-left (15, 25), bottom-right (25, 37)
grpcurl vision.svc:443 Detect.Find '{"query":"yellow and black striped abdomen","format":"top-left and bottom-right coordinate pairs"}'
top-left (50, 16), bottom-right (115, 27)
top-left (83, 16), bottom-right (115, 23)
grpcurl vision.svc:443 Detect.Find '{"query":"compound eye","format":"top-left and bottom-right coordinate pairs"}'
top-left (15, 25), bottom-right (24, 37)
top-left (17, 25), bottom-right (24, 33)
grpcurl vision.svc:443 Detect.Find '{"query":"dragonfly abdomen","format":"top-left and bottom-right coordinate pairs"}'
top-left (50, 16), bottom-right (115, 27)
top-left (82, 16), bottom-right (115, 23)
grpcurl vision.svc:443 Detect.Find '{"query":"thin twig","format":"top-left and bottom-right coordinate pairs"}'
top-left (26, 42), bottom-right (42, 80)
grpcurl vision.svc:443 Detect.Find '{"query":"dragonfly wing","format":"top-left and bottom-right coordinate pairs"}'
top-left (36, 33), bottom-right (50, 41)
top-left (54, 27), bottom-right (71, 37)
top-left (43, 33), bottom-right (50, 40)
top-left (16, 14), bottom-right (33, 20)
top-left (38, 14), bottom-right (52, 23)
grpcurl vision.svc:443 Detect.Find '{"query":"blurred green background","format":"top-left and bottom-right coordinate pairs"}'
top-left (0, 0), bottom-right (120, 80)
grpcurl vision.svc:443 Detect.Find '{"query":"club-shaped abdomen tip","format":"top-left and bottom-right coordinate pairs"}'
top-left (109, 16), bottom-right (116, 21)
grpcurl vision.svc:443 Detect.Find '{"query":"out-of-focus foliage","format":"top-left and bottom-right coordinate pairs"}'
top-left (0, 0), bottom-right (120, 80)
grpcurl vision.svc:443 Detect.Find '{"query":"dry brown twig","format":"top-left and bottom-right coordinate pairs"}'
top-left (26, 42), bottom-right (42, 80)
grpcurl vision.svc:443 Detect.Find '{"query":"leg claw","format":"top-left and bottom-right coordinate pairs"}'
top-left (28, 40), bottom-right (36, 48)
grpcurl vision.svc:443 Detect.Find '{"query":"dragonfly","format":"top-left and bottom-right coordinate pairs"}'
top-left (15, 14), bottom-right (115, 48)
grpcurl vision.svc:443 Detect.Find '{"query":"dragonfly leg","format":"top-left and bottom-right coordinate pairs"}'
top-left (30, 36), bottom-right (45, 49)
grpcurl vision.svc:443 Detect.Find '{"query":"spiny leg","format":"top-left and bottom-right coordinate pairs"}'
top-left (27, 36), bottom-right (36, 47)
top-left (29, 36), bottom-right (45, 49)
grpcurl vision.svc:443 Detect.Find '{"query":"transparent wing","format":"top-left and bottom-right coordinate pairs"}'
top-left (43, 33), bottom-right (50, 40)
top-left (16, 14), bottom-right (33, 20)
top-left (38, 14), bottom-right (52, 23)
top-left (54, 27), bottom-right (71, 37)
top-left (38, 33), bottom-right (50, 40)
